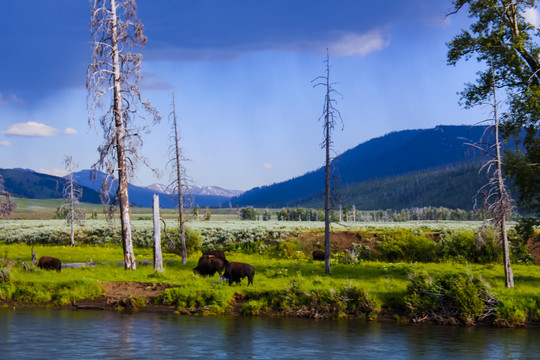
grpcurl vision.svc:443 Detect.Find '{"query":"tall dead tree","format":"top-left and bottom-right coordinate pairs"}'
top-left (58, 155), bottom-right (85, 247)
top-left (87, 0), bottom-right (161, 270)
top-left (468, 68), bottom-right (514, 288)
top-left (313, 50), bottom-right (343, 275)
top-left (0, 175), bottom-right (16, 218)
top-left (168, 93), bottom-right (188, 264)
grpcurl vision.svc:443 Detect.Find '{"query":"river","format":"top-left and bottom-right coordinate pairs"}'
top-left (0, 308), bottom-right (538, 359)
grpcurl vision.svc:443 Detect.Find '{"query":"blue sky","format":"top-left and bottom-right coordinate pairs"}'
top-left (2, 1), bottom-right (536, 191)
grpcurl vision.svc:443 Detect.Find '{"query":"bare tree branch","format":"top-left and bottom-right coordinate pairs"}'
top-left (87, 0), bottom-right (161, 270)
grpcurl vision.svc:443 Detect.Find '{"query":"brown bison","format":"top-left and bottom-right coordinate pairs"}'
top-left (193, 255), bottom-right (227, 276)
top-left (37, 256), bottom-right (62, 272)
top-left (312, 250), bottom-right (325, 261)
top-left (202, 249), bottom-right (227, 261)
top-left (223, 261), bottom-right (254, 286)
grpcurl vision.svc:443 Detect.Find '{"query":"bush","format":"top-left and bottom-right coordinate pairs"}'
top-left (0, 268), bottom-right (10, 284)
top-left (240, 300), bottom-right (265, 316)
top-left (165, 227), bottom-right (203, 255)
top-left (404, 272), bottom-right (497, 325)
top-left (158, 287), bottom-right (230, 314)
top-left (378, 231), bottom-right (436, 262)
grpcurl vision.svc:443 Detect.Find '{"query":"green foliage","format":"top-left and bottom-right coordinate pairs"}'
top-left (122, 296), bottom-right (147, 311)
top-left (203, 207), bottom-right (211, 221)
top-left (0, 238), bottom-right (537, 326)
top-left (0, 268), bottom-right (10, 284)
top-left (514, 215), bottom-right (540, 243)
top-left (404, 272), bottom-right (497, 324)
top-left (265, 267), bottom-right (289, 278)
top-left (378, 232), bottom-right (436, 262)
top-left (447, 0), bottom-right (540, 220)
top-left (302, 162), bottom-right (490, 212)
top-left (158, 286), bottom-right (230, 314)
top-left (239, 207), bottom-right (258, 220)
top-left (240, 299), bottom-right (266, 316)
top-left (494, 297), bottom-right (530, 327)
top-left (166, 227), bottom-right (202, 254)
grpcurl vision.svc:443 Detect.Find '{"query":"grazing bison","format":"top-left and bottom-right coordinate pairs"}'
top-left (193, 255), bottom-right (227, 276)
top-left (223, 261), bottom-right (254, 286)
top-left (37, 256), bottom-right (62, 272)
top-left (203, 249), bottom-right (227, 261)
top-left (312, 250), bottom-right (325, 261)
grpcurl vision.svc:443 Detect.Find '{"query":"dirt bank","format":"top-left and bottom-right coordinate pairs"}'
top-left (71, 281), bottom-right (175, 312)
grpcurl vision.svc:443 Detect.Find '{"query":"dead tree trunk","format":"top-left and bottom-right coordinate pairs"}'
top-left (0, 175), bottom-right (16, 218)
top-left (88, 0), bottom-right (161, 270)
top-left (153, 194), bottom-right (164, 271)
top-left (313, 50), bottom-right (343, 275)
top-left (324, 86), bottom-right (331, 276)
top-left (111, 0), bottom-right (135, 270)
top-left (59, 156), bottom-right (84, 247)
top-left (468, 68), bottom-right (514, 288)
top-left (169, 93), bottom-right (188, 264)
top-left (492, 79), bottom-right (514, 288)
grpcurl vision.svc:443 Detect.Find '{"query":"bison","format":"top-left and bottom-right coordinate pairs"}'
top-left (202, 249), bottom-right (227, 261)
top-left (312, 250), bottom-right (325, 261)
top-left (223, 261), bottom-right (254, 286)
top-left (193, 255), bottom-right (227, 276)
top-left (37, 256), bottom-right (62, 272)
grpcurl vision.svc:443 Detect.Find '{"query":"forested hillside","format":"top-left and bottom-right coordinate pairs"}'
top-left (298, 160), bottom-right (488, 210)
top-left (0, 169), bottom-right (101, 204)
top-left (231, 126), bottom-right (493, 209)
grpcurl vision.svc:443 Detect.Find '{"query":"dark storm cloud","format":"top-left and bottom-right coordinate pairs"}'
top-left (0, 0), bottom-right (443, 100)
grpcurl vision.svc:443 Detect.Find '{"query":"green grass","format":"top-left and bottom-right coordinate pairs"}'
top-left (0, 216), bottom-right (538, 326)
top-left (1, 242), bottom-right (539, 325)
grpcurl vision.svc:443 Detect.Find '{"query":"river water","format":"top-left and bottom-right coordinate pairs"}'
top-left (0, 308), bottom-right (538, 359)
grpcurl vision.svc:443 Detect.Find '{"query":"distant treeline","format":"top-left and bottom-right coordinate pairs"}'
top-left (238, 206), bottom-right (486, 222)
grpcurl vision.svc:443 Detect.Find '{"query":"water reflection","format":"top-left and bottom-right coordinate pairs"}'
top-left (0, 308), bottom-right (538, 359)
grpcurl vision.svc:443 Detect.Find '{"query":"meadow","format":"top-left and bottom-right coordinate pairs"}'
top-left (1, 200), bottom-right (539, 327)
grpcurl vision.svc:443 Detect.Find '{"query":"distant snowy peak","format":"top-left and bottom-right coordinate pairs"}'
top-left (147, 183), bottom-right (243, 197)
top-left (190, 185), bottom-right (244, 197)
top-left (147, 183), bottom-right (172, 194)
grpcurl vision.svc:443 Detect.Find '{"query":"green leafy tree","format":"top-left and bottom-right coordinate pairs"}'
top-left (447, 0), bottom-right (540, 223)
top-left (204, 207), bottom-right (211, 221)
top-left (240, 207), bottom-right (257, 220)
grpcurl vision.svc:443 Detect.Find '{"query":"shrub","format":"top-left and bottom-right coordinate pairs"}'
top-left (495, 299), bottom-right (527, 327)
top-left (378, 231), bottom-right (436, 262)
top-left (0, 268), bottom-right (9, 284)
top-left (403, 272), bottom-right (497, 325)
top-left (165, 227), bottom-right (203, 255)
top-left (240, 300), bottom-right (265, 316)
top-left (158, 287), bottom-right (230, 314)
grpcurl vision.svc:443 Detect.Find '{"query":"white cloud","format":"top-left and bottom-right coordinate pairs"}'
top-left (140, 72), bottom-right (177, 91)
top-left (63, 127), bottom-right (78, 135)
top-left (0, 141), bottom-right (10, 147)
top-left (38, 168), bottom-right (68, 177)
top-left (524, 7), bottom-right (540, 28)
top-left (0, 93), bottom-right (24, 105)
top-left (263, 163), bottom-right (273, 169)
top-left (330, 30), bottom-right (390, 57)
top-left (3, 121), bottom-right (59, 137)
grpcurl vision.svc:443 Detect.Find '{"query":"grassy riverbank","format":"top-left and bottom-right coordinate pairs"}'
top-left (1, 242), bottom-right (539, 327)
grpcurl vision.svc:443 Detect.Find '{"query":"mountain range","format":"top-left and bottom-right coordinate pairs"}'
top-left (0, 168), bottom-right (240, 208)
top-left (230, 125), bottom-right (499, 210)
top-left (1, 125), bottom-right (506, 211)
